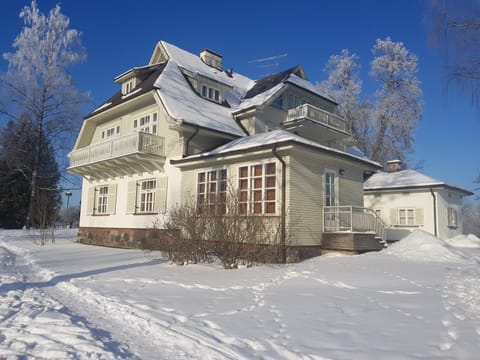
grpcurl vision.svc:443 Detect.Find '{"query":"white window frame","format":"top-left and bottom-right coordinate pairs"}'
top-left (324, 170), bottom-right (337, 207)
top-left (200, 84), bottom-right (221, 103)
top-left (133, 112), bottom-right (158, 134)
top-left (398, 208), bottom-right (415, 226)
top-left (138, 179), bottom-right (156, 213)
top-left (101, 122), bottom-right (120, 140)
top-left (196, 169), bottom-right (227, 214)
top-left (237, 162), bottom-right (277, 215)
top-left (96, 185), bottom-right (109, 214)
top-left (447, 207), bottom-right (458, 228)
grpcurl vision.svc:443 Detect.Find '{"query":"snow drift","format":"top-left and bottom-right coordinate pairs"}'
top-left (385, 229), bottom-right (470, 263)
top-left (445, 233), bottom-right (480, 248)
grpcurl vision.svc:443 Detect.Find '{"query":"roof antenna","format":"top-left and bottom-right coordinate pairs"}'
top-left (248, 53), bottom-right (287, 78)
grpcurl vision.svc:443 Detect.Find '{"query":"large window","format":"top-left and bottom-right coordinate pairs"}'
top-left (133, 112), bottom-right (158, 135)
top-left (238, 163), bottom-right (276, 215)
top-left (197, 169), bottom-right (227, 214)
top-left (398, 208), bottom-right (415, 226)
top-left (139, 179), bottom-right (156, 213)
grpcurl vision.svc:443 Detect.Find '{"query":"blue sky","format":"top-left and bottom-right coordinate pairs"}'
top-left (1, 0), bottom-right (479, 207)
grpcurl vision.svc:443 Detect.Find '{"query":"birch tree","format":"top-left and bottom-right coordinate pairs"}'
top-left (427, 0), bottom-right (480, 110)
top-left (0, 0), bottom-right (87, 227)
top-left (369, 37), bottom-right (422, 165)
top-left (317, 49), bottom-right (374, 155)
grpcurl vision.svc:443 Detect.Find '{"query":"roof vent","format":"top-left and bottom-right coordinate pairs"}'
top-left (387, 159), bottom-right (402, 173)
top-left (200, 48), bottom-right (223, 71)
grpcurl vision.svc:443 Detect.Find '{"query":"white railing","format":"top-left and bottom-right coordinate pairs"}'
top-left (69, 132), bottom-right (165, 168)
top-left (323, 206), bottom-right (386, 241)
top-left (286, 104), bottom-right (346, 132)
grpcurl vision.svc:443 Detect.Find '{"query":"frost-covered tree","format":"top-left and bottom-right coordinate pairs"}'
top-left (369, 37), bottom-right (422, 165)
top-left (317, 49), bottom-right (374, 155)
top-left (0, 1), bottom-right (87, 227)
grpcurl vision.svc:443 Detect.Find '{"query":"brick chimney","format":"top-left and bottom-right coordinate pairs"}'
top-left (387, 159), bottom-right (402, 173)
top-left (200, 48), bottom-right (223, 71)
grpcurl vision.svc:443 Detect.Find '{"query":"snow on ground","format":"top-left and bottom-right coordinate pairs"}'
top-left (1, 229), bottom-right (480, 359)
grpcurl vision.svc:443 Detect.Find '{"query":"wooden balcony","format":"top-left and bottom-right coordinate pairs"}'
top-left (283, 104), bottom-right (350, 145)
top-left (68, 132), bottom-right (165, 179)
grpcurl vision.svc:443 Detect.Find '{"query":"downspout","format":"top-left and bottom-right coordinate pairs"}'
top-left (430, 188), bottom-right (438, 237)
top-left (183, 126), bottom-right (199, 157)
top-left (272, 146), bottom-right (287, 263)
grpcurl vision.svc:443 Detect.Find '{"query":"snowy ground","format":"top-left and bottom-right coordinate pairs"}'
top-left (1, 229), bottom-right (480, 359)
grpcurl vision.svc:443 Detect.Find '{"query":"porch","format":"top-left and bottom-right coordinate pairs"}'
top-left (322, 206), bottom-right (387, 253)
top-left (68, 132), bottom-right (165, 179)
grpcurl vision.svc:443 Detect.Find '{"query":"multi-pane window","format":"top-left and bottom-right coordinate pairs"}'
top-left (201, 85), bottom-right (221, 102)
top-left (139, 179), bottom-right (156, 213)
top-left (448, 208), bottom-right (458, 228)
top-left (133, 112), bottom-right (158, 134)
top-left (325, 172), bottom-right (336, 207)
top-left (197, 169), bottom-right (227, 214)
top-left (398, 208), bottom-right (415, 225)
top-left (238, 163), bottom-right (276, 215)
top-left (101, 125), bottom-right (120, 139)
top-left (96, 186), bottom-right (108, 214)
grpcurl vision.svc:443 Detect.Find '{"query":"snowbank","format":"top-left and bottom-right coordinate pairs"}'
top-left (445, 234), bottom-right (480, 248)
top-left (386, 229), bottom-right (468, 263)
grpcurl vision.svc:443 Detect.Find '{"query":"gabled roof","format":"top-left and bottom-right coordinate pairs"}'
top-left (171, 129), bottom-right (381, 168)
top-left (364, 170), bottom-right (473, 195)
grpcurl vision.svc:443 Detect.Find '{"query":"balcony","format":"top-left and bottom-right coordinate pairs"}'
top-left (283, 104), bottom-right (351, 146)
top-left (68, 132), bottom-right (165, 179)
top-left (322, 206), bottom-right (386, 253)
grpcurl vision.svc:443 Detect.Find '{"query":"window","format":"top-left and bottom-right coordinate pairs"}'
top-left (325, 171), bottom-right (336, 207)
top-left (398, 208), bottom-right (415, 226)
top-left (238, 163), bottom-right (276, 215)
top-left (197, 169), bottom-right (227, 214)
top-left (101, 125), bottom-right (120, 140)
top-left (200, 84), bottom-right (221, 103)
top-left (139, 179), bottom-right (156, 213)
top-left (126, 177), bottom-right (168, 215)
top-left (448, 208), bottom-right (458, 228)
top-left (87, 184), bottom-right (117, 216)
top-left (133, 112), bottom-right (158, 134)
top-left (96, 186), bottom-right (108, 214)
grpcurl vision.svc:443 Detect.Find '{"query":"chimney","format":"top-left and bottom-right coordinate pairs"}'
top-left (387, 159), bottom-right (402, 173)
top-left (200, 48), bottom-right (223, 71)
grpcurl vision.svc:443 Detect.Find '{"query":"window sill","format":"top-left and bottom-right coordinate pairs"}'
top-left (392, 224), bottom-right (420, 228)
top-left (134, 212), bottom-right (158, 215)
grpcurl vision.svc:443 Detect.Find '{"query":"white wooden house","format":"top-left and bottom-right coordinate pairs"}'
top-left (68, 40), bottom-right (386, 261)
top-left (364, 160), bottom-right (473, 241)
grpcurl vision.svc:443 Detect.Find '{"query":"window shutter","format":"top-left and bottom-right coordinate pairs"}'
top-left (126, 181), bottom-right (138, 214)
top-left (155, 177), bottom-right (168, 214)
top-left (415, 208), bottom-right (424, 226)
top-left (86, 187), bottom-right (96, 215)
top-left (390, 209), bottom-right (397, 226)
top-left (107, 184), bottom-right (117, 214)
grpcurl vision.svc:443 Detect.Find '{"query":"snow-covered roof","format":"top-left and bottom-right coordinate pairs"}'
top-left (172, 129), bottom-right (381, 168)
top-left (364, 169), bottom-right (473, 195)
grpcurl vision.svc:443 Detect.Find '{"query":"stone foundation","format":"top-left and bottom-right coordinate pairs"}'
top-left (77, 227), bottom-right (323, 263)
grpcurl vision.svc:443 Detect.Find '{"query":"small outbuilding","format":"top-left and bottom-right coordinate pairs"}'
top-left (364, 160), bottom-right (473, 241)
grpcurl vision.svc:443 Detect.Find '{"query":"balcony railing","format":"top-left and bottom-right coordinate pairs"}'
top-left (323, 206), bottom-right (386, 241)
top-left (69, 132), bottom-right (165, 168)
top-left (286, 104), bottom-right (346, 132)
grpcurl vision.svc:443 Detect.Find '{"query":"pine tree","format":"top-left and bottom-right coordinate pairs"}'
top-left (0, 0), bottom-right (86, 227)
top-left (0, 115), bottom-right (60, 228)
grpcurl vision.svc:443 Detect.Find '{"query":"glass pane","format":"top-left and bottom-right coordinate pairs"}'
top-left (266, 176), bottom-right (275, 188)
top-left (198, 172), bottom-right (205, 183)
top-left (266, 189), bottom-right (275, 200)
top-left (253, 203), bottom-right (262, 214)
top-left (253, 190), bottom-right (262, 201)
top-left (266, 163), bottom-right (276, 174)
top-left (239, 167), bottom-right (248, 178)
top-left (266, 202), bottom-right (276, 214)
top-left (253, 165), bottom-right (262, 176)
top-left (253, 178), bottom-right (262, 189)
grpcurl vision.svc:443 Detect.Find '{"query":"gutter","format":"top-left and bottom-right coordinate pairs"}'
top-left (430, 188), bottom-right (438, 237)
top-left (183, 126), bottom-right (199, 157)
top-left (272, 145), bottom-right (287, 263)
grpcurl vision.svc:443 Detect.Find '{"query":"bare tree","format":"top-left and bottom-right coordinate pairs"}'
top-left (427, 0), bottom-right (480, 110)
top-left (0, 1), bottom-right (87, 227)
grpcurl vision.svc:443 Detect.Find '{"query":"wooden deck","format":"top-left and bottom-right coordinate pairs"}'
top-left (321, 232), bottom-right (384, 254)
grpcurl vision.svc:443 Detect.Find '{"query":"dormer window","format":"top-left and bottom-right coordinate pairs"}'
top-left (201, 85), bottom-right (221, 103)
top-left (122, 79), bottom-right (136, 95)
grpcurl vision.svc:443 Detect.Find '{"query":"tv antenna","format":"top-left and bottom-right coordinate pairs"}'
top-left (248, 53), bottom-right (288, 77)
